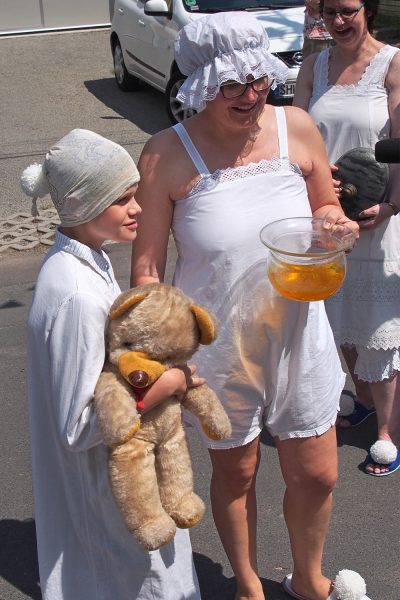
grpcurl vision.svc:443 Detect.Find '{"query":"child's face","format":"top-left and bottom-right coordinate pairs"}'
top-left (86, 184), bottom-right (141, 248)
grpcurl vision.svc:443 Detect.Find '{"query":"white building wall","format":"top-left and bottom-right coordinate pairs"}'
top-left (0, 0), bottom-right (111, 35)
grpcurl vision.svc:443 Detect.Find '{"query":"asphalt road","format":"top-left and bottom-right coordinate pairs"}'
top-left (0, 28), bottom-right (399, 600)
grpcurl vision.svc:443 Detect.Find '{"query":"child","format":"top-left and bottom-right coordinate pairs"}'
top-left (21, 129), bottom-right (202, 600)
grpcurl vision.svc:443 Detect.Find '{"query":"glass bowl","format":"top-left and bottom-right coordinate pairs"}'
top-left (260, 217), bottom-right (356, 302)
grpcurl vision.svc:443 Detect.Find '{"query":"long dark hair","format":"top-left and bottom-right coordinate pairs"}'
top-left (320, 0), bottom-right (380, 33)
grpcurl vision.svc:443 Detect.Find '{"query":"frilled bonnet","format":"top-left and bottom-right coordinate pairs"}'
top-left (174, 12), bottom-right (289, 111)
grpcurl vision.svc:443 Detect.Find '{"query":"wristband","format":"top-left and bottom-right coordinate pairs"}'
top-left (386, 201), bottom-right (399, 216)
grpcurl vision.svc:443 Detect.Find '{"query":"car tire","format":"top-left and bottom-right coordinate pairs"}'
top-left (112, 39), bottom-right (141, 92)
top-left (165, 72), bottom-right (196, 124)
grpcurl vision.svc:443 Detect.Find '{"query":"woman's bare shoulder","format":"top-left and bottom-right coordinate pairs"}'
top-left (141, 126), bottom-right (180, 156)
top-left (283, 105), bottom-right (316, 131)
top-left (282, 106), bottom-right (326, 169)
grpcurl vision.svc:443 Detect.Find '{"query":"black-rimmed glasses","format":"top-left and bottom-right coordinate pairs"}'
top-left (220, 76), bottom-right (272, 99)
top-left (322, 3), bottom-right (364, 21)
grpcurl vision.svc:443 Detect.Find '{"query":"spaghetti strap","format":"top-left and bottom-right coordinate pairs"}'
top-left (173, 123), bottom-right (210, 175)
top-left (275, 106), bottom-right (289, 159)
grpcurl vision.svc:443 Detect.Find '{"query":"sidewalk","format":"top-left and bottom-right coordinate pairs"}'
top-left (0, 209), bottom-right (59, 253)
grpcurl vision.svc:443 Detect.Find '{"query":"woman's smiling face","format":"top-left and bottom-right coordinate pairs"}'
top-left (206, 75), bottom-right (271, 130)
top-left (322, 0), bottom-right (369, 45)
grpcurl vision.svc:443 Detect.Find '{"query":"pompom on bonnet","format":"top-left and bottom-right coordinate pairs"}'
top-left (174, 12), bottom-right (290, 112)
top-left (20, 129), bottom-right (140, 227)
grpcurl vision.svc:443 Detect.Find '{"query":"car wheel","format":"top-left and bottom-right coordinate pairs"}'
top-left (112, 40), bottom-right (141, 92)
top-left (166, 72), bottom-right (196, 124)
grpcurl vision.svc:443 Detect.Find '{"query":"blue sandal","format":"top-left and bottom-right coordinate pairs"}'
top-left (364, 440), bottom-right (400, 477)
top-left (337, 395), bottom-right (376, 428)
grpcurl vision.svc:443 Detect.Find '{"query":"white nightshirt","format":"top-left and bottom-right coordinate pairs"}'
top-left (27, 229), bottom-right (200, 600)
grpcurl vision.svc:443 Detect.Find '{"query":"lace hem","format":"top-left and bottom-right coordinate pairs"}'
top-left (352, 346), bottom-right (400, 382)
top-left (181, 157), bottom-right (302, 200)
top-left (335, 330), bottom-right (400, 351)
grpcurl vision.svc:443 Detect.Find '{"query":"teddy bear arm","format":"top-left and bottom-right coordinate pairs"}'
top-left (182, 385), bottom-right (232, 441)
top-left (94, 371), bottom-right (141, 446)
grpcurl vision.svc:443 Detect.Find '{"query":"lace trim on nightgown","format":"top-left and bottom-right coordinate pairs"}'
top-left (354, 347), bottom-right (400, 382)
top-left (338, 328), bottom-right (400, 353)
top-left (313, 44), bottom-right (400, 96)
top-left (180, 157), bottom-right (302, 200)
top-left (328, 273), bottom-right (400, 350)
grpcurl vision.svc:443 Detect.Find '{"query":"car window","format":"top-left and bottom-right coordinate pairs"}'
top-left (181, 0), bottom-right (305, 13)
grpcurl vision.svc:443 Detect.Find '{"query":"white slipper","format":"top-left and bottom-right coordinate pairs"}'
top-left (282, 570), bottom-right (371, 600)
top-left (364, 439), bottom-right (400, 477)
top-left (370, 440), bottom-right (398, 465)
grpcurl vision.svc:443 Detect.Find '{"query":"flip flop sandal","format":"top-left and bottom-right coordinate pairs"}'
top-left (337, 393), bottom-right (376, 428)
top-left (364, 440), bottom-right (400, 477)
top-left (282, 570), bottom-right (371, 599)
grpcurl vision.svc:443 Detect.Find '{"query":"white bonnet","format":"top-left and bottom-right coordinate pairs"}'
top-left (174, 12), bottom-right (290, 111)
top-left (20, 129), bottom-right (140, 227)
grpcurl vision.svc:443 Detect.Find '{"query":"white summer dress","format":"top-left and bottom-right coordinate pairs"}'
top-left (171, 107), bottom-right (345, 447)
top-left (309, 45), bottom-right (400, 382)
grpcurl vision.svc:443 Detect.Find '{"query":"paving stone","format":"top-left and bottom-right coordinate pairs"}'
top-left (0, 209), bottom-right (60, 253)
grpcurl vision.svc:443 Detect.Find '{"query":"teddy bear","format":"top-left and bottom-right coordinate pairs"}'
top-left (94, 282), bottom-right (232, 551)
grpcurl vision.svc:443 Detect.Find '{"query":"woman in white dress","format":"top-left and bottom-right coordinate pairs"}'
top-left (130, 12), bottom-right (371, 600)
top-left (294, 0), bottom-right (400, 476)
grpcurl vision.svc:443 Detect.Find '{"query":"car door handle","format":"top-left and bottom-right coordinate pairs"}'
top-left (138, 19), bottom-right (146, 26)
top-left (117, 7), bottom-right (124, 13)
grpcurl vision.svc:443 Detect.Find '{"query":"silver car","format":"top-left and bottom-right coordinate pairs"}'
top-left (110, 0), bottom-right (305, 123)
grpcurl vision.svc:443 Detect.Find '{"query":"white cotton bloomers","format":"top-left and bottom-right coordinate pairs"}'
top-left (183, 272), bottom-right (345, 448)
top-left (172, 109), bottom-right (345, 448)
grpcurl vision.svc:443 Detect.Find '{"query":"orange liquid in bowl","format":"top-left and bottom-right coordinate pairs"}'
top-left (268, 258), bottom-right (345, 301)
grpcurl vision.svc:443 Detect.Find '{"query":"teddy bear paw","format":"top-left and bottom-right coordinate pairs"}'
top-left (202, 420), bottom-right (232, 441)
top-left (168, 492), bottom-right (206, 528)
top-left (135, 513), bottom-right (177, 551)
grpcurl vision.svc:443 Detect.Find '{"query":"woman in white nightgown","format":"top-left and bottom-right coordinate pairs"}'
top-left (294, 0), bottom-right (400, 476)
top-left (129, 12), bottom-right (373, 600)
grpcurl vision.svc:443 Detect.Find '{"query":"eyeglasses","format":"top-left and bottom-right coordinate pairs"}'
top-left (220, 76), bottom-right (272, 99)
top-left (322, 3), bottom-right (364, 20)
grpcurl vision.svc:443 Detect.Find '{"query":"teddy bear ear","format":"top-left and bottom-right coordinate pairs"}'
top-left (190, 305), bottom-right (217, 345)
top-left (109, 292), bottom-right (149, 320)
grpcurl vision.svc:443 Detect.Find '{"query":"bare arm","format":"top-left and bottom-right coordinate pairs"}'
top-left (385, 52), bottom-right (400, 207)
top-left (293, 54), bottom-right (317, 111)
top-left (130, 132), bottom-right (175, 286)
top-left (140, 365), bottom-right (205, 414)
top-left (286, 106), bottom-right (359, 237)
top-left (293, 55), bottom-right (343, 197)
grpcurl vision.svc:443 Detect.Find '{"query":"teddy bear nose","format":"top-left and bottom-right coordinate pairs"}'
top-left (128, 370), bottom-right (149, 387)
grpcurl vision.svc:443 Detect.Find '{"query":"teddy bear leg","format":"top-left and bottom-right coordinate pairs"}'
top-left (156, 426), bottom-right (205, 529)
top-left (109, 438), bottom-right (177, 550)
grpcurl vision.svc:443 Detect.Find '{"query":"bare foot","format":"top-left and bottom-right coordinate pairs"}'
top-left (364, 459), bottom-right (390, 475)
top-left (234, 577), bottom-right (265, 600)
